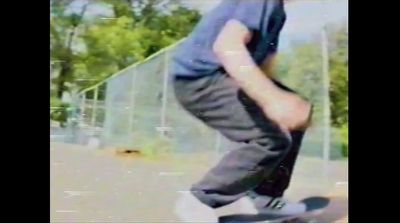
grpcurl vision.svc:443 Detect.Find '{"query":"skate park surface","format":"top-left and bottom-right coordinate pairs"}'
top-left (50, 142), bottom-right (348, 223)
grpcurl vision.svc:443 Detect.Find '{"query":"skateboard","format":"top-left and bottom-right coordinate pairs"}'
top-left (219, 196), bottom-right (330, 223)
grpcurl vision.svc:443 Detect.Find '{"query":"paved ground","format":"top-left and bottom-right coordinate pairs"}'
top-left (50, 142), bottom-right (348, 223)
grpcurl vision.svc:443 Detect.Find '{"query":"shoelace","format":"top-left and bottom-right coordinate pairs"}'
top-left (264, 197), bottom-right (287, 210)
top-left (246, 192), bottom-right (288, 210)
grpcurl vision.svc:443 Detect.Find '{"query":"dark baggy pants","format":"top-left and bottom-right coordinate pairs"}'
top-left (173, 72), bottom-right (307, 208)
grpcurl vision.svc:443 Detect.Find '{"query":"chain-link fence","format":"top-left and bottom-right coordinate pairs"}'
top-left (72, 42), bottom-right (224, 156)
top-left (57, 31), bottom-right (344, 161)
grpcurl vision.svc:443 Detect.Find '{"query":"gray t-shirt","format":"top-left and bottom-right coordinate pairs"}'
top-left (172, 0), bottom-right (286, 77)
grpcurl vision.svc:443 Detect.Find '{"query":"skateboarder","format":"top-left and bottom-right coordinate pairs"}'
top-left (172, 0), bottom-right (312, 221)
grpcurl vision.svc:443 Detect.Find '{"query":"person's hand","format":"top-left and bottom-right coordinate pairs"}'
top-left (262, 90), bottom-right (312, 133)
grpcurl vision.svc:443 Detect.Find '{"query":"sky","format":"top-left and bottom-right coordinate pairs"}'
top-left (66, 0), bottom-right (348, 50)
top-left (279, 0), bottom-right (348, 49)
top-left (183, 0), bottom-right (348, 49)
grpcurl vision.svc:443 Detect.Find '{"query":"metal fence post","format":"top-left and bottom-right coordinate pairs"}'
top-left (321, 27), bottom-right (331, 165)
top-left (91, 87), bottom-right (99, 127)
top-left (128, 68), bottom-right (137, 138)
top-left (80, 93), bottom-right (86, 126)
top-left (160, 51), bottom-right (170, 136)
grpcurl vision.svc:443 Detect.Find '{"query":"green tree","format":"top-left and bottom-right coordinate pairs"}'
top-left (77, 16), bottom-right (147, 89)
top-left (329, 26), bottom-right (348, 127)
top-left (75, 0), bottom-right (201, 89)
top-left (277, 42), bottom-right (324, 119)
top-left (50, 0), bottom-right (201, 125)
top-left (50, 0), bottom-right (88, 98)
top-left (276, 26), bottom-right (348, 129)
top-left (51, 0), bottom-right (201, 93)
top-left (328, 25), bottom-right (348, 156)
top-left (275, 26), bottom-right (348, 157)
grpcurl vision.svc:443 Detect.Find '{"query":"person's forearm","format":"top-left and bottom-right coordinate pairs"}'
top-left (214, 42), bottom-right (281, 107)
top-left (213, 19), bottom-right (311, 131)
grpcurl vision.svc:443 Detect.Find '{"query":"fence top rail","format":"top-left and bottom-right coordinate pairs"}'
top-left (78, 39), bottom-right (185, 95)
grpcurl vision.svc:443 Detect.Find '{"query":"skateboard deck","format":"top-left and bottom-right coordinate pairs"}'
top-left (219, 196), bottom-right (330, 223)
